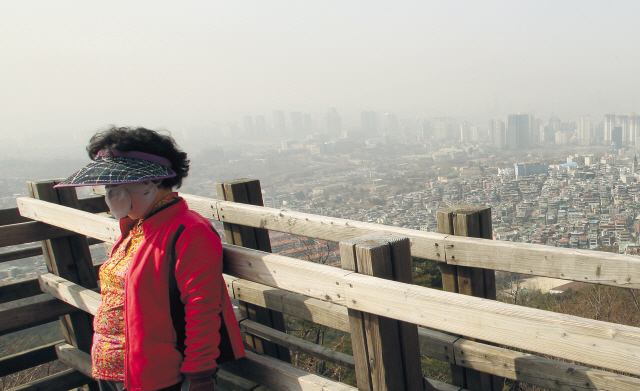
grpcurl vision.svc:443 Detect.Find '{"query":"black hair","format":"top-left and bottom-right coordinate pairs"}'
top-left (87, 126), bottom-right (190, 189)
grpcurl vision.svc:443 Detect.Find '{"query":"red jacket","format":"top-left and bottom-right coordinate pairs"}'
top-left (115, 199), bottom-right (245, 391)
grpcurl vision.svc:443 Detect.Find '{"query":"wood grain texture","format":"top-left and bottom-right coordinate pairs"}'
top-left (38, 272), bottom-right (640, 391)
top-left (0, 277), bottom-right (43, 305)
top-left (239, 318), bottom-right (355, 369)
top-left (0, 340), bottom-right (62, 377)
top-left (39, 273), bottom-right (102, 315)
top-left (217, 199), bottom-right (445, 262)
top-left (343, 272), bottom-right (640, 378)
top-left (27, 181), bottom-right (97, 361)
top-left (17, 197), bottom-right (119, 242)
top-left (8, 368), bottom-right (93, 391)
top-left (0, 221), bottom-right (76, 247)
top-left (0, 295), bottom-right (80, 336)
top-left (341, 234), bottom-right (426, 391)
top-left (55, 342), bottom-right (262, 391)
top-left (217, 178), bottom-right (289, 362)
top-left (221, 351), bottom-right (358, 391)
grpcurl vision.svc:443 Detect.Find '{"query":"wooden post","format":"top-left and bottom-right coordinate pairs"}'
top-left (216, 178), bottom-right (291, 363)
top-left (340, 233), bottom-right (434, 391)
top-left (437, 205), bottom-right (501, 391)
top-left (28, 180), bottom-right (99, 391)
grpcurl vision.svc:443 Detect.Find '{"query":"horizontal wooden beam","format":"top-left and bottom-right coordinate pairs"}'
top-left (8, 368), bottom-right (92, 391)
top-left (0, 294), bottom-right (80, 336)
top-left (0, 237), bottom-right (103, 265)
top-left (0, 340), bottom-right (63, 377)
top-left (0, 277), bottom-right (43, 305)
top-left (17, 197), bottom-right (120, 243)
top-left (444, 235), bottom-right (640, 288)
top-left (0, 221), bottom-right (76, 247)
top-left (0, 195), bottom-right (108, 227)
top-left (215, 199), bottom-right (445, 262)
top-left (240, 317), bottom-right (355, 369)
top-left (0, 245), bottom-right (42, 263)
top-left (227, 272), bottom-right (640, 391)
top-left (19, 195), bottom-right (640, 290)
top-left (343, 271), bottom-right (640, 378)
top-left (221, 350), bottom-right (358, 391)
top-left (38, 273), bottom-right (102, 315)
top-left (20, 197), bottom-right (640, 381)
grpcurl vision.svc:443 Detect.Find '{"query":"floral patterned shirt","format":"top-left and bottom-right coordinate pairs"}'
top-left (91, 192), bottom-right (180, 381)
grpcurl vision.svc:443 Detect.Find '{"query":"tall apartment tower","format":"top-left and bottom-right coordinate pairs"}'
top-left (273, 110), bottom-right (286, 136)
top-left (631, 114), bottom-right (640, 146)
top-left (290, 112), bottom-right (304, 136)
top-left (488, 119), bottom-right (505, 149)
top-left (361, 111), bottom-right (378, 135)
top-left (506, 113), bottom-right (531, 149)
top-left (242, 116), bottom-right (255, 137)
top-left (604, 114), bottom-right (616, 142)
top-left (578, 115), bottom-right (591, 145)
top-left (433, 117), bottom-right (456, 140)
top-left (325, 108), bottom-right (342, 136)
top-left (255, 115), bottom-right (267, 137)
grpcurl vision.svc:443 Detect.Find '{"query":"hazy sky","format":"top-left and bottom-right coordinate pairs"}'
top-left (2, 0), bottom-right (640, 137)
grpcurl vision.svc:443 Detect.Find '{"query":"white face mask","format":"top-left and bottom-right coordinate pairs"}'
top-left (105, 182), bottom-right (159, 219)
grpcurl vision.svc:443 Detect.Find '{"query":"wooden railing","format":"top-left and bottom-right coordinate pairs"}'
top-left (3, 178), bottom-right (640, 390)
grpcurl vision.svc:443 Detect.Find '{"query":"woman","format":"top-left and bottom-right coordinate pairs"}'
top-left (55, 127), bottom-right (245, 391)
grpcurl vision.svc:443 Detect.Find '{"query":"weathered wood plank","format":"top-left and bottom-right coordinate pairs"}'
top-left (21, 194), bottom-right (640, 290)
top-left (217, 178), bottom-right (290, 362)
top-left (0, 340), bottom-right (63, 378)
top-left (0, 277), bottom-right (43, 305)
top-left (216, 199), bottom-right (445, 262)
top-left (343, 272), bottom-right (640, 378)
top-left (27, 181), bottom-right (97, 361)
top-left (7, 368), bottom-right (93, 391)
top-left (42, 272), bottom-right (640, 391)
top-left (0, 295), bottom-right (80, 336)
top-left (240, 318), bottom-right (355, 369)
top-left (221, 350), bottom-right (358, 391)
top-left (0, 221), bottom-right (76, 247)
top-left (444, 234), bottom-right (640, 288)
top-left (55, 342), bottom-right (92, 377)
top-left (229, 274), bottom-right (640, 391)
top-left (0, 245), bottom-right (43, 263)
top-left (39, 273), bottom-right (102, 315)
top-left (17, 197), bottom-right (120, 243)
top-left (229, 276), bottom-right (350, 332)
top-left (223, 244), bottom-right (349, 306)
top-left (454, 338), bottom-right (640, 391)
top-left (56, 342), bottom-right (264, 391)
top-left (0, 238), bottom-right (102, 265)
top-left (181, 193), bottom-right (220, 220)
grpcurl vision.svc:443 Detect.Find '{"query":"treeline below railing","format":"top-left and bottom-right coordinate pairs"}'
top-left (3, 178), bottom-right (640, 390)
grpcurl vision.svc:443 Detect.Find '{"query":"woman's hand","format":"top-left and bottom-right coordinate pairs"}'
top-left (187, 375), bottom-right (215, 391)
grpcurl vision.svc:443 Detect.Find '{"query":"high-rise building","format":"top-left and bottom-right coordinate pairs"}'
top-left (383, 113), bottom-right (399, 133)
top-left (242, 116), bottom-right (254, 137)
top-left (631, 114), bottom-right (640, 146)
top-left (506, 113), bottom-right (531, 149)
top-left (255, 115), bottom-right (267, 137)
top-left (578, 116), bottom-right (591, 145)
top-left (612, 126), bottom-right (623, 149)
top-left (604, 114), bottom-right (616, 142)
top-left (290, 112), bottom-right (304, 136)
top-left (273, 110), bottom-right (286, 136)
top-left (488, 119), bottom-right (505, 148)
top-left (325, 108), bottom-right (342, 136)
top-left (433, 117), bottom-right (456, 140)
top-left (361, 111), bottom-right (378, 135)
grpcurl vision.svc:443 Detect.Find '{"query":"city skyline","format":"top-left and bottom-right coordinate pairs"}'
top-left (3, 1), bottom-right (640, 138)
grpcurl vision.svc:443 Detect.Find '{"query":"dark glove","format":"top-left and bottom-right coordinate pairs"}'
top-left (185, 368), bottom-right (218, 391)
top-left (187, 375), bottom-right (215, 391)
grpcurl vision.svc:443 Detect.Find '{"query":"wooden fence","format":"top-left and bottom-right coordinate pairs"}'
top-left (3, 178), bottom-right (640, 390)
